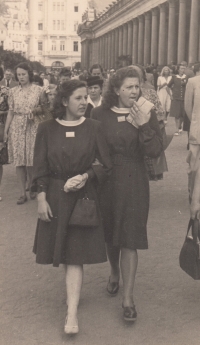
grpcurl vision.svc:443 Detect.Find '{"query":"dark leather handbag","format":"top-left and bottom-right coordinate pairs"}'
top-left (0, 142), bottom-right (8, 165)
top-left (179, 218), bottom-right (200, 280)
top-left (69, 194), bottom-right (99, 228)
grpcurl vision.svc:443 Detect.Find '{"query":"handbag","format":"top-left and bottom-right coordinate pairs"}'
top-left (179, 218), bottom-right (200, 280)
top-left (0, 142), bottom-right (8, 165)
top-left (69, 192), bottom-right (99, 228)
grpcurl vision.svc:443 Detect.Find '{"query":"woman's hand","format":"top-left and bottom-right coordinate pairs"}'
top-left (37, 192), bottom-right (53, 222)
top-left (3, 132), bottom-right (8, 143)
top-left (64, 173), bottom-right (88, 193)
top-left (130, 102), bottom-right (151, 127)
top-left (190, 200), bottom-right (200, 220)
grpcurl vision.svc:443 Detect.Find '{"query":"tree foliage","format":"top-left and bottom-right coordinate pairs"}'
top-left (0, 47), bottom-right (46, 72)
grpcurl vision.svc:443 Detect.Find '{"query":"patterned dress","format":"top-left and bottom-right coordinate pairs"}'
top-left (8, 84), bottom-right (42, 166)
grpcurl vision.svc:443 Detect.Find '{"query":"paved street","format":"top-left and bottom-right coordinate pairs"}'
top-left (1, 118), bottom-right (200, 345)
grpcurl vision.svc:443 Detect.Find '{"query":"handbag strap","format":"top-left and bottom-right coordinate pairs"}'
top-left (192, 217), bottom-right (200, 244)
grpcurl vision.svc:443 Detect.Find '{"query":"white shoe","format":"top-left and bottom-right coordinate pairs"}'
top-left (64, 316), bottom-right (79, 335)
top-left (174, 132), bottom-right (179, 136)
top-left (178, 129), bottom-right (182, 133)
top-left (0, 195), bottom-right (2, 201)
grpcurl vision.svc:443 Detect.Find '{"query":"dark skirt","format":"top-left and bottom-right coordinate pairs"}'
top-left (99, 155), bottom-right (149, 250)
top-left (170, 99), bottom-right (185, 120)
top-left (33, 178), bottom-right (107, 266)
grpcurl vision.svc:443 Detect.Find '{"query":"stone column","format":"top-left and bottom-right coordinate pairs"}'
top-left (99, 36), bottom-right (103, 66)
top-left (138, 15), bottom-right (144, 65)
top-left (107, 32), bottom-right (112, 69)
top-left (127, 21), bottom-right (133, 57)
top-left (122, 23), bottom-right (128, 56)
top-left (177, 0), bottom-right (186, 62)
top-left (158, 4), bottom-right (167, 65)
top-left (118, 26), bottom-right (123, 57)
top-left (102, 35), bottom-right (105, 68)
top-left (144, 12), bottom-right (151, 65)
top-left (151, 8), bottom-right (158, 65)
top-left (111, 30), bottom-right (115, 68)
top-left (105, 34), bottom-right (109, 69)
top-left (81, 41), bottom-right (85, 68)
top-left (167, 0), bottom-right (176, 64)
top-left (189, 0), bottom-right (199, 63)
top-left (132, 18), bottom-right (138, 64)
top-left (114, 28), bottom-right (119, 69)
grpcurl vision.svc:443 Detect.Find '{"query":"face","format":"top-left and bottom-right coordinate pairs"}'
top-left (63, 87), bottom-right (87, 119)
top-left (16, 68), bottom-right (30, 85)
top-left (163, 68), bottom-right (169, 76)
top-left (40, 73), bottom-right (45, 79)
top-left (5, 71), bottom-right (12, 80)
top-left (91, 68), bottom-right (103, 78)
top-left (179, 65), bottom-right (186, 75)
top-left (60, 75), bottom-right (71, 84)
top-left (88, 84), bottom-right (101, 100)
top-left (47, 89), bottom-right (57, 105)
top-left (116, 77), bottom-right (140, 108)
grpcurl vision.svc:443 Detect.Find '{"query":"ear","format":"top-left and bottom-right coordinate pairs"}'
top-left (62, 97), bottom-right (68, 107)
top-left (114, 87), bottom-right (119, 96)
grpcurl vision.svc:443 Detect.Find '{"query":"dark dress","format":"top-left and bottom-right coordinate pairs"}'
top-left (92, 106), bottom-right (163, 250)
top-left (168, 74), bottom-right (187, 120)
top-left (32, 118), bottom-right (112, 267)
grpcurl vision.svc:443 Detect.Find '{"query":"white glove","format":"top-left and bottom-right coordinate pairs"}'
top-left (64, 173), bottom-right (88, 193)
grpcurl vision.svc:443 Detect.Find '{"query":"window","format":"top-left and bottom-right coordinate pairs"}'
top-left (74, 6), bottom-right (78, 12)
top-left (38, 41), bottom-right (43, 51)
top-left (61, 20), bottom-right (65, 30)
top-left (57, 20), bottom-right (60, 30)
top-left (57, 2), bottom-right (60, 11)
top-left (73, 41), bottom-right (78, 52)
top-left (38, 3), bottom-right (43, 11)
top-left (74, 21), bottom-right (79, 32)
top-left (61, 2), bottom-right (64, 11)
top-left (38, 23), bottom-right (43, 30)
top-left (53, 20), bottom-right (56, 30)
top-left (60, 41), bottom-right (65, 51)
top-left (52, 40), bottom-right (56, 51)
top-left (53, 2), bottom-right (56, 11)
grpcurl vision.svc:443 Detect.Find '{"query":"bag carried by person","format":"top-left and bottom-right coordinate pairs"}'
top-left (0, 142), bottom-right (8, 165)
top-left (179, 218), bottom-right (200, 280)
top-left (69, 192), bottom-right (99, 228)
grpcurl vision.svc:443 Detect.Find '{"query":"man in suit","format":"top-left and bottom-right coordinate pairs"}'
top-left (0, 69), bottom-right (18, 88)
top-left (185, 63), bottom-right (200, 200)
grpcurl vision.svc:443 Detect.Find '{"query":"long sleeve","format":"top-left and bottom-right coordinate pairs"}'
top-left (167, 76), bottom-right (174, 88)
top-left (139, 110), bottom-right (163, 158)
top-left (184, 79), bottom-right (194, 121)
top-left (91, 121), bottom-right (112, 184)
top-left (32, 123), bottom-right (50, 192)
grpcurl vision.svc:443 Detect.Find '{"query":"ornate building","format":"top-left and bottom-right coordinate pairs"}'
top-left (28, 0), bottom-right (88, 68)
top-left (78, 0), bottom-right (200, 69)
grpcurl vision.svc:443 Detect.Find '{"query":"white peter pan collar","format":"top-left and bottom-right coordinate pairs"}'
top-left (176, 74), bottom-right (186, 79)
top-left (111, 106), bottom-right (130, 114)
top-left (87, 95), bottom-right (102, 108)
top-left (56, 117), bottom-right (86, 126)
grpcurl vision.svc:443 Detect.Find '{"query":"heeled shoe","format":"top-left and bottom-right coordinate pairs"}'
top-left (107, 277), bottom-right (119, 297)
top-left (17, 195), bottom-right (27, 205)
top-left (29, 191), bottom-right (36, 200)
top-left (122, 303), bottom-right (137, 322)
top-left (64, 316), bottom-right (79, 335)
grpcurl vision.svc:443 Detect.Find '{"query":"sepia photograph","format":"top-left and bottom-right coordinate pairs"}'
top-left (0, 0), bottom-right (200, 344)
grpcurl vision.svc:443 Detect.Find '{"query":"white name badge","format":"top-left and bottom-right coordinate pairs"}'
top-left (117, 116), bottom-right (126, 122)
top-left (66, 132), bottom-right (75, 138)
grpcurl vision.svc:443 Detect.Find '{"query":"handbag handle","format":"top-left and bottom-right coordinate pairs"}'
top-left (186, 218), bottom-right (200, 243)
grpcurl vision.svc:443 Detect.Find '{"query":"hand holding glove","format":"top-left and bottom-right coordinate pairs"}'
top-left (64, 173), bottom-right (88, 193)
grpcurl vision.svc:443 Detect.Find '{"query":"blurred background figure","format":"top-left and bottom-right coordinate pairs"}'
top-left (39, 71), bottom-right (49, 89)
top-left (0, 68), bottom-right (18, 88)
top-left (85, 76), bottom-right (103, 118)
top-left (157, 66), bottom-right (172, 124)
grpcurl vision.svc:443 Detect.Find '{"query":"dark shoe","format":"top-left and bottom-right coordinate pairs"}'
top-left (107, 277), bottom-right (119, 296)
top-left (17, 195), bottom-right (27, 205)
top-left (29, 191), bottom-right (36, 200)
top-left (122, 304), bottom-right (137, 322)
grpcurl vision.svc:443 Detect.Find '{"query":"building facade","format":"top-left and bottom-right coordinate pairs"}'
top-left (28, 0), bottom-right (88, 68)
top-left (0, 0), bottom-right (28, 57)
top-left (78, 0), bottom-right (200, 69)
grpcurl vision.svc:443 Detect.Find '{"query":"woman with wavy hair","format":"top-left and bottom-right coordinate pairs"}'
top-left (32, 80), bottom-right (112, 334)
top-left (91, 67), bottom-right (163, 322)
top-left (157, 66), bottom-right (172, 123)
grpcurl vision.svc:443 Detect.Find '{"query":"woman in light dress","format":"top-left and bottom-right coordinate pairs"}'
top-left (157, 66), bottom-right (172, 123)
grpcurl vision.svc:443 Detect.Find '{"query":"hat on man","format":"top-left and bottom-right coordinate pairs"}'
top-left (86, 76), bottom-right (104, 87)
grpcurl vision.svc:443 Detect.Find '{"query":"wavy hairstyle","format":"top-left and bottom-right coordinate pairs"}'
top-left (53, 79), bottom-right (86, 119)
top-left (160, 66), bottom-right (171, 76)
top-left (102, 67), bottom-right (140, 109)
top-left (14, 62), bottom-right (34, 83)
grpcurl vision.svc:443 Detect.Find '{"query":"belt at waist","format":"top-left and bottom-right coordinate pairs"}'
top-left (111, 154), bottom-right (142, 166)
top-left (50, 171), bottom-right (85, 181)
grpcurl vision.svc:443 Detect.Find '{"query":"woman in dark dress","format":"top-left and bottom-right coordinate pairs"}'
top-left (91, 67), bottom-right (163, 322)
top-left (32, 80), bottom-right (112, 334)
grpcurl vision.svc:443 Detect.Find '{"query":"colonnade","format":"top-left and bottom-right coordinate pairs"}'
top-left (80, 0), bottom-right (200, 70)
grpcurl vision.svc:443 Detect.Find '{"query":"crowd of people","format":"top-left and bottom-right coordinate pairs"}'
top-left (0, 59), bottom-right (200, 336)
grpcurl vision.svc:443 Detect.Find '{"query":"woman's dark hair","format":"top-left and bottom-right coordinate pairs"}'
top-left (102, 67), bottom-right (140, 109)
top-left (53, 79), bottom-right (86, 119)
top-left (14, 62), bottom-right (34, 82)
top-left (33, 75), bottom-right (44, 86)
top-left (90, 64), bottom-right (103, 74)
